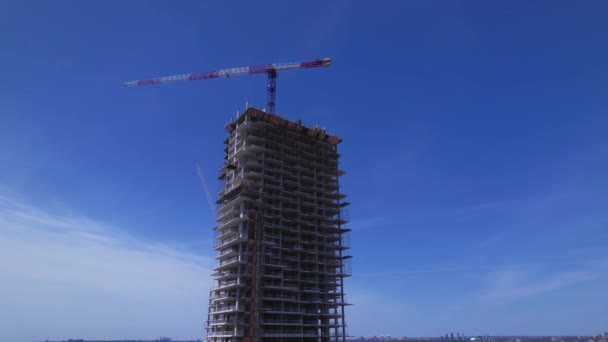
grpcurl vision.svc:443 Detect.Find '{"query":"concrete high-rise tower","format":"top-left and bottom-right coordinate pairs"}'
top-left (205, 108), bottom-right (351, 342)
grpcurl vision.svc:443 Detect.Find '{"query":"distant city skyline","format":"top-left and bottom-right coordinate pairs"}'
top-left (36, 334), bottom-right (608, 342)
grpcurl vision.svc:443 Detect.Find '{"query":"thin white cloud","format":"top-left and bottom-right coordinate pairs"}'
top-left (479, 267), bottom-right (599, 301)
top-left (346, 284), bottom-right (415, 338)
top-left (0, 193), bottom-right (212, 342)
top-left (349, 216), bottom-right (396, 231)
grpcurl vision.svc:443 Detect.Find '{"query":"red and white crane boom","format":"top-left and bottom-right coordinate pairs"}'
top-left (123, 58), bottom-right (331, 113)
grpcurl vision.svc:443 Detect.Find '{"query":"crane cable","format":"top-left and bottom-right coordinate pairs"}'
top-left (194, 160), bottom-right (216, 218)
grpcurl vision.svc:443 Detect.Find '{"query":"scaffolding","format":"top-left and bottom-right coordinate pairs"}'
top-left (206, 107), bottom-right (351, 342)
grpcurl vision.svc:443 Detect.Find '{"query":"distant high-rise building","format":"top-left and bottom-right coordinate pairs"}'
top-left (205, 108), bottom-right (352, 342)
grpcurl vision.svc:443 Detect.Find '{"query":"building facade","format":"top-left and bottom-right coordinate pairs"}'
top-left (205, 108), bottom-right (351, 342)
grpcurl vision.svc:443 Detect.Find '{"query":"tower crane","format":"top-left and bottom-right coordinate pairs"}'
top-left (123, 58), bottom-right (332, 113)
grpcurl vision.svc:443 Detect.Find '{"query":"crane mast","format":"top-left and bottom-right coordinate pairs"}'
top-left (123, 58), bottom-right (331, 113)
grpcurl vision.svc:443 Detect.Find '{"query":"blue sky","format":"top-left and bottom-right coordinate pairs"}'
top-left (1, 1), bottom-right (607, 341)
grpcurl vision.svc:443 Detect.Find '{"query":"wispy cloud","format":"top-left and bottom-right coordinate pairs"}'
top-left (346, 283), bottom-right (416, 337)
top-left (478, 266), bottom-right (601, 301)
top-left (357, 266), bottom-right (493, 278)
top-left (349, 216), bottom-right (397, 231)
top-left (0, 193), bottom-right (212, 342)
top-left (304, 0), bottom-right (351, 50)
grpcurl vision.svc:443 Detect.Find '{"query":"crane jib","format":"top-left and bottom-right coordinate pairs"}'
top-left (137, 79), bottom-right (162, 86)
top-left (248, 64), bottom-right (272, 74)
top-left (124, 58), bottom-right (332, 113)
top-left (189, 71), bottom-right (220, 81)
top-left (301, 60), bottom-right (325, 68)
top-left (125, 58), bottom-right (331, 87)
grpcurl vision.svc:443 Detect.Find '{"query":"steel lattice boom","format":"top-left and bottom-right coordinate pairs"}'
top-left (124, 58), bottom-right (331, 113)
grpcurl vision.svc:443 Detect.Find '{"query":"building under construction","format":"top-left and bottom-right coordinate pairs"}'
top-left (205, 107), bottom-right (351, 342)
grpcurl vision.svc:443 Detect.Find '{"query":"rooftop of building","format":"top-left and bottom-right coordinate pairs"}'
top-left (225, 107), bottom-right (343, 145)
